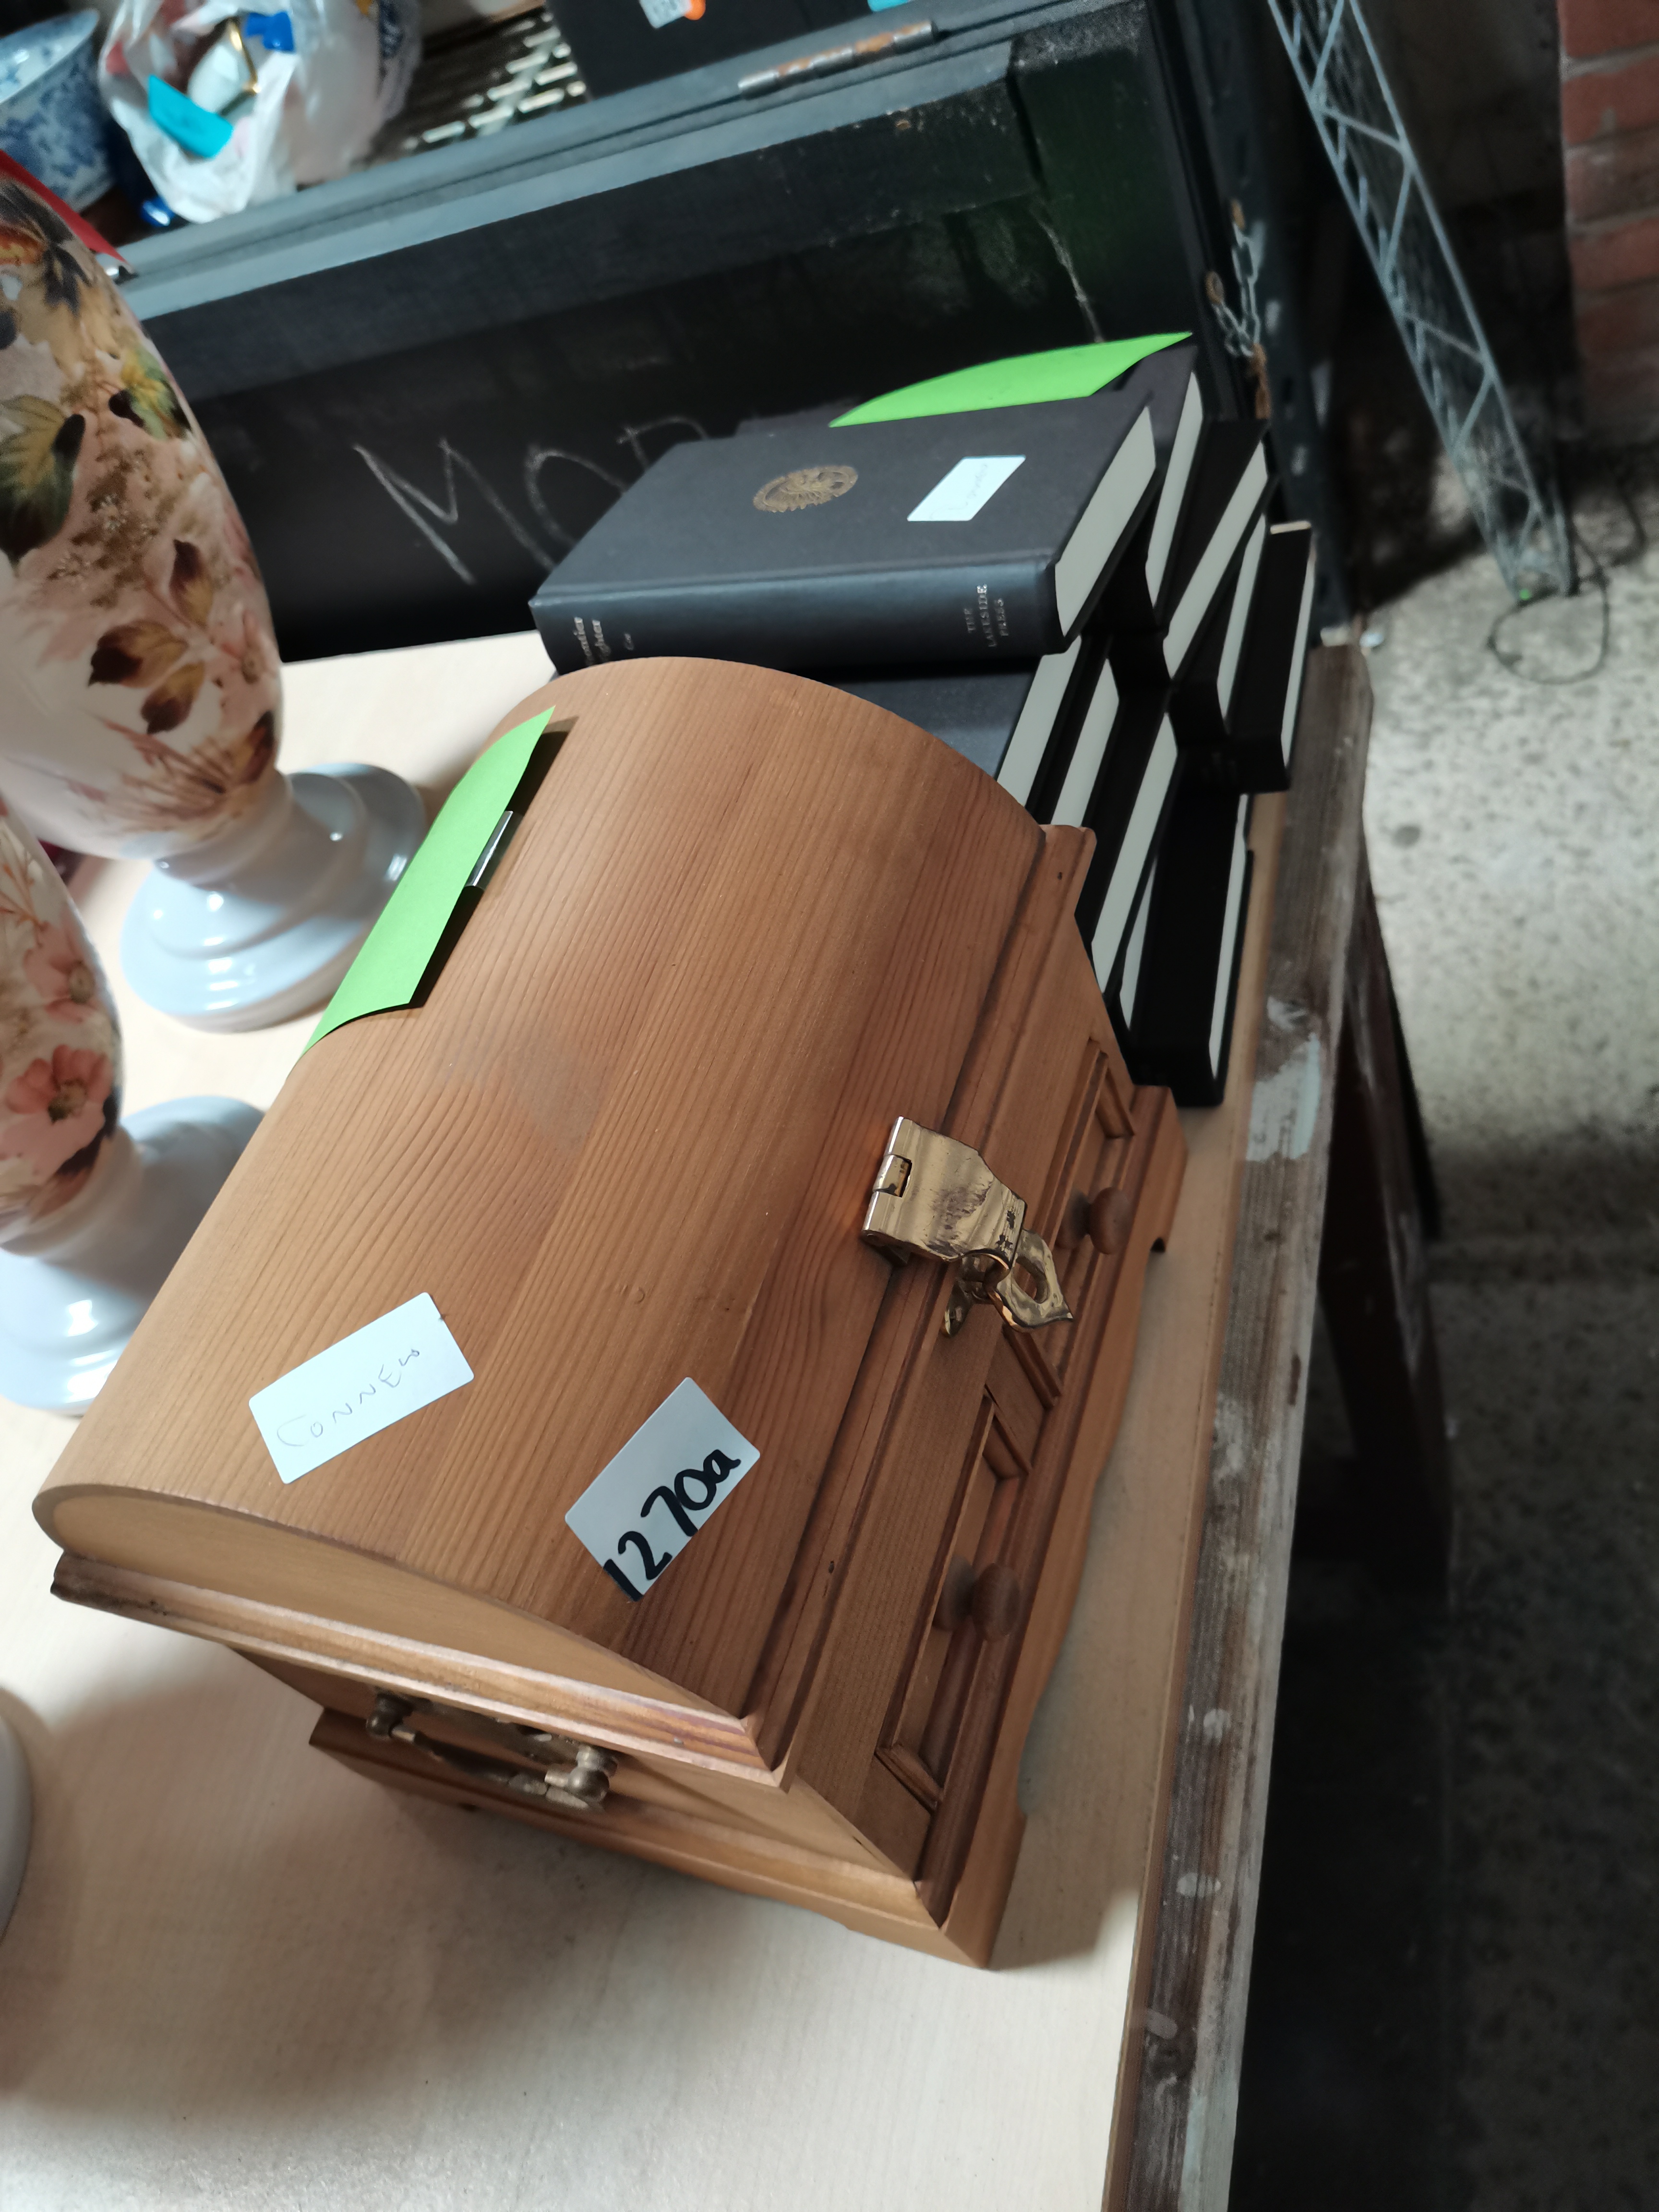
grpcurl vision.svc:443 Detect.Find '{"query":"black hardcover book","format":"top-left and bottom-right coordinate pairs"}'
top-left (1071, 685), bottom-right (1181, 994)
top-left (823, 637), bottom-right (1088, 801)
top-left (735, 400), bottom-right (852, 436)
top-left (1023, 635), bottom-right (1123, 830)
top-left (1113, 423), bottom-right (1269, 689)
top-left (828, 632), bottom-right (1123, 830)
top-left (1093, 343), bottom-right (1204, 636)
top-left (1216, 521), bottom-right (1317, 793)
top-left (529, 395), bottom-right (1158, 671)
top-left (1109, 785), bottom-right (1254, 1107)
top-left (1168, 511), bottom-right (1269, 751)
top-left (835, 648), bottom-right (1176, 1023)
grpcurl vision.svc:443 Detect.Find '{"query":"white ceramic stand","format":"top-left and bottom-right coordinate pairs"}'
top-left (120, 763), bottom-right (425, 1032)
top-left (0, 1095), bottom-right (260, 1414)
top-left (0, 1713), bottom-right (27, 1940)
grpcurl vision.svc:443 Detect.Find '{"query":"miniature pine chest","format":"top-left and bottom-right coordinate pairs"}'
top-left (37, 658), bottom-right (1184, 1965)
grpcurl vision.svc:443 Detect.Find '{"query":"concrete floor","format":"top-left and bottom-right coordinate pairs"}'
top-left (1230, 490), bottom-right (1659, 2209)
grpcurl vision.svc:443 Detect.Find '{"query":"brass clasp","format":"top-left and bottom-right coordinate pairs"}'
top-left (861, 1116), bottom-right (1073, 1336)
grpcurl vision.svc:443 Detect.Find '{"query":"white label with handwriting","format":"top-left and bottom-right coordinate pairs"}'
top-left (908, 454), bottom-right (1024, 523)
top-left (565, 1379), bottom-right (760, 1601)
top-left (249, 1294), bottom-right (474, 1483)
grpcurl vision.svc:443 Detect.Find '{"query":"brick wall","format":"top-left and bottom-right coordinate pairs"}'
top-left (1562, 0), bottom-right (1659, 435)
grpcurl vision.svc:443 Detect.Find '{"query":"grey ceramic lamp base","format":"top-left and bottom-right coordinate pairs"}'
top-left (120, 763), bottom-right (426, 1033)
top-left (0, 1095), bottom-right (260, 1414)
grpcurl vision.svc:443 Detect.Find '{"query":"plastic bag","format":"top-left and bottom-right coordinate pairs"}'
top-left (99, 0), bottom-right (421, 224)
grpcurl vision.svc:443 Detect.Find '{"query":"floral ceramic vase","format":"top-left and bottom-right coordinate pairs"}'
top-left (0, 790), bottom-right (258, 1410)
top-left (0, 160), bottom-right (423, 1029)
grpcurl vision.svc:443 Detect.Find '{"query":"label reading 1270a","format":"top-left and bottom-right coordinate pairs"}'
top-left (565, 1379), bottom-right (761, 1601)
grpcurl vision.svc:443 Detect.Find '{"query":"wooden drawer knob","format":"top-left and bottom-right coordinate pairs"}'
top-left (935, 1554), bottom-right (977, 1633)
top-left (1088, 1186), bottom-right (1135, 1255)
top-left (936, 1557), bottom-right (1023, 1641)
top-left (970, 1562), bottom-right (1022, 1642)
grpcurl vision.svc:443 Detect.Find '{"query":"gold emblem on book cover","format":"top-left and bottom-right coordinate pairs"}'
top-left (753, 465), bottom-right (858, 512)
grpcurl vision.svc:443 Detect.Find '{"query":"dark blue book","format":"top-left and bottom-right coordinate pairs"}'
top-left (1091, 342), bottom-right (1204, 634)
top-left (1113, 422), bottom-right (1270, 689)
top-left (1073, 682), bottom-right (1180, 996)
top-left (1171, 521), bottom-right (1315, 793)
top-left (530, 393), bottom-right (1158, 670)
top-left (823, 641), bottom-right (1088, 802)
top-left (1107, 782), bottom-right (1254, 1106)
top-left (822, 648), bottom-right (1177, 1009)
top-left (1167, 512), bottom-right (1269, 750)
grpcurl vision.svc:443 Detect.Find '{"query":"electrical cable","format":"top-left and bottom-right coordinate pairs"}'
top-left (1486, 456), bottom-right (1647, 685)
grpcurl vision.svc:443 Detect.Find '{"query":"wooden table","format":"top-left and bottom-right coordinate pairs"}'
top-left (0, 639), bottom-right (1436, 2210)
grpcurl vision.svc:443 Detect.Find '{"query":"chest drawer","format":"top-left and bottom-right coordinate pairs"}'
top-left (860, 1070), bottom-right (1179, 1918)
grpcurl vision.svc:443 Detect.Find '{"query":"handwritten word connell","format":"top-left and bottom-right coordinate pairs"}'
top-left (274, 1348), bottom-right (423, 1448)
top-left (249, 1294), bottom-right (475, 1484)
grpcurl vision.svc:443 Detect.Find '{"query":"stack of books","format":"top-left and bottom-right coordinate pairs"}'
top-left (529, 339), bottom-right (1317, 1107)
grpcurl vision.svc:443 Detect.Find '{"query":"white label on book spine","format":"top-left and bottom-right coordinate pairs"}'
top-left (249, 1293), bottom-right (474, 1484)
top-left (908, 455), bottom-right (1024, 523)
top-left (565, 1379), bottom-right (761, 1602)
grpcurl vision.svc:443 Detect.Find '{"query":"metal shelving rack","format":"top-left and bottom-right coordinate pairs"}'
top-left (1266, 0), bottom-right (1571, 601)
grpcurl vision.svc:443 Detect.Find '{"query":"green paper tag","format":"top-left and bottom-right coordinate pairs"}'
top-left (830, 336), bottom-right (1190, 426)
top-left (307, 709), bottom-right (553, 1050)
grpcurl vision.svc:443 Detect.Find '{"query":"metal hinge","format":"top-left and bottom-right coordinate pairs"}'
top-left (861, 1116), bottom-right (1073, 1337)
top-left (366, 1691), bottom-right (617, 1813)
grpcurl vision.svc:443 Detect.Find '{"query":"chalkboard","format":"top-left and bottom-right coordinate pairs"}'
top-left (194, 203), bottom-right (1203, 658)
top-left (132, 0), bottom-right (1272, 658)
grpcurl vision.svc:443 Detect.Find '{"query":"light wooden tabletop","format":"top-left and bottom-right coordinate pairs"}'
top-left (0, 637), bottom-right (1368, 2212)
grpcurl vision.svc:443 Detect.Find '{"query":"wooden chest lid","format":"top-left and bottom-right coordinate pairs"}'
top-left (37, 659), bottom-right (1055, 1748)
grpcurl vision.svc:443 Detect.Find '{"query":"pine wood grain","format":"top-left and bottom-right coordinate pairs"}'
top-left (1120, 645), bottom-right (1373, 2212)
top-left (781, 825), bottom-right (1153, 1819)
top-left (926, 1086), bottom-right (1186, 1937)
top-left (37, 651), bottom-right (1196, 1960)
top-left (745, 822), bottom-right (1106, 1769)
top-left (271, 1660), bottom-right (898, 1871)
top-left (290, 1051), bottom-right (1188, 1968)
top-left (308, 1713), bottom-right (974, 1958)
top-left (39, 661), bottom-right (1046, 1738)
top-left (0, 631), bottom-right (1370, 2210)
top-left (49, 1551), bottom-right (770, 1770)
